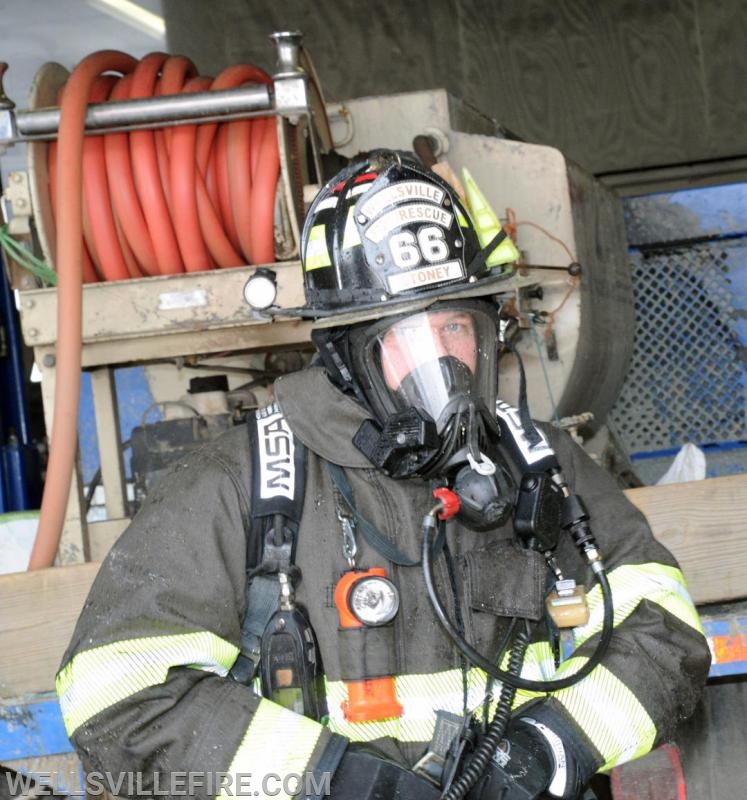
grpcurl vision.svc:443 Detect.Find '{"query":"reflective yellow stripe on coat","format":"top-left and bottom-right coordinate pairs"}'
top-left (221, 698), bottom-right (325, 800)
top-left (56, 631), bottom-right (239, 735)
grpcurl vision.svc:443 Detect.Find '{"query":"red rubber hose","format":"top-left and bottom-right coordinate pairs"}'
top-left (170, 75), bottom-right (215, 271)
top-left (29, 50), bottom-right (136, 570)
top-left (83, 74), bottom-right (136, 281)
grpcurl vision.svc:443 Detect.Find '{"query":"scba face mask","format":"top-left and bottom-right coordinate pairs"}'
top-left (350, 302), bottom-right (517, 529)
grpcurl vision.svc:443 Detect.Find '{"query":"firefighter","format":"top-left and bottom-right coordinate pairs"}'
top-left (57, 150), bottom-right (710, 800)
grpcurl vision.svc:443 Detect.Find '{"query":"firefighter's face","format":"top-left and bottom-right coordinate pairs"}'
top-left (379, 309), bottom-right (478, 391)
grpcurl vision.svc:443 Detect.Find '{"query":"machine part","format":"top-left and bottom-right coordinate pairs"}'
top-left (2, 171), bottom-right (32, 235)
top-left (334, 567), bottom-right (404, 722)
top-left (2, 33), bottom-right (331, 144)
top-left (18, 31), bottom-right (327, 567)
top-left (20, 40), bottom-right (331, 284)
top-left (14, 82), bottom-right (272, 140)
top-left (130, 412), bottom-right (233, 507)
top-left (264, 348), bottom-right (307, 375)
top-left (0, 63), bottom-right (17, 148)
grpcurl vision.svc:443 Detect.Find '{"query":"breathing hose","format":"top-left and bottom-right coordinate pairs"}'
top-left (28, 50), bottom-right (280, 569)
top-left (421, 511), bottom-right (615, 692)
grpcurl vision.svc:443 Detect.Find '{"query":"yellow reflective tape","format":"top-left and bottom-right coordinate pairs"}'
top-left (342, 206), bottom-right (362, 249)
top-left (326, 668), bottom-right (492, 742)
top-left (553, 657), bottom-right (656, 770)
top-left (574, 563), bottom-right (703, 649)
top-left (303, 224), bottom-right (331, 271)
top-left (456, 207), bottom-right (470, 228)
top-left (56, 632), bottom-right (239, 735)
top-left (221, 699), bottom-right (324, 800)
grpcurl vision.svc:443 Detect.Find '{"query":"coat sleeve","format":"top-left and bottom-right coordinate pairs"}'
top-left (56, 429), bottom-right (344, 799)
top-left (521, 426), bottom-right (711, 773)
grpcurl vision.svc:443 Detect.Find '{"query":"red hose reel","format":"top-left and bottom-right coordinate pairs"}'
top-left (47, 51), bottom-right (280, 284)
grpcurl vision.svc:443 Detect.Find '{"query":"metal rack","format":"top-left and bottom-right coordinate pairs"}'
top-left (17, 262), bottom-right (312, 563)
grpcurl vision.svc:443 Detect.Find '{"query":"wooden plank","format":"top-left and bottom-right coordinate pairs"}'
top-left (0, 563), bottom-right (100, 698)
top-left (625, 474), bottom-right (747, 605)
top-left (0, 475), bottom-right (744, 697)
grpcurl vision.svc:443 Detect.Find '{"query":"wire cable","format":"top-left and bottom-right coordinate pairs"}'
top-left (422, 512), bottom-right (615, 692)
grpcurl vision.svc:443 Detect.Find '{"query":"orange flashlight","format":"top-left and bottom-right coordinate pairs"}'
top-left (334, 567), bottom-right (403, 722)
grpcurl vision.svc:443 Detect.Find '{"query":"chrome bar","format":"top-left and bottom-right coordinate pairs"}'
top-left (15, 83), bottom-right (273, 139)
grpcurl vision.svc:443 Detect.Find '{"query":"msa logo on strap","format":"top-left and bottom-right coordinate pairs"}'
top-left (256, 404), bottom-right (295, 500)
top-left (495, 400), bottom-right (554, 466)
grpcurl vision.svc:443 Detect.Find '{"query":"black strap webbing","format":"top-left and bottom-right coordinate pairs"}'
top-left (326, 461), bottom-right (419, 567)
top-left (231, 403), bottom-right (308, 684)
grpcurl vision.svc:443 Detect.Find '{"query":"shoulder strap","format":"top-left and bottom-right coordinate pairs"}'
top-left (495, 400), bottom-right (560, 474)
top-left (231, 402), bottom-right (308, 685)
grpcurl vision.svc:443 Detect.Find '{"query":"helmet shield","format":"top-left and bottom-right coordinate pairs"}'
top-left (350, 302), bottom-right (499, 432)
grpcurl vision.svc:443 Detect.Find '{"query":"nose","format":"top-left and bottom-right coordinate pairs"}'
top-left (430, 327), bottom-right (449, 358)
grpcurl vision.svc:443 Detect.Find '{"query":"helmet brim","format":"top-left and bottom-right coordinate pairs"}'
top-left (268, 268), bottom-right (535, 329)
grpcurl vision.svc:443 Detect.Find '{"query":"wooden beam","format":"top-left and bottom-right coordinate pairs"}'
top-left (0, 562), bottom-right (100, 698)
top-left (0, 474), bottom-right (745, 697)
top-left (624, 473), bottom-right (747, 605)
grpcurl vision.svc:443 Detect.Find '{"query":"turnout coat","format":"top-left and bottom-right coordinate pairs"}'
top-left (57, 367), bottom-right (710, 798)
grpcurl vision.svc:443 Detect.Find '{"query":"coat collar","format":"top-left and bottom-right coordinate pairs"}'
top-left (274, 367), bottom-right (374, 467)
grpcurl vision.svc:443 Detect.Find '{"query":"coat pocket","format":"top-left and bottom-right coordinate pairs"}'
top-left (463, 542), bottom-right (546, 621)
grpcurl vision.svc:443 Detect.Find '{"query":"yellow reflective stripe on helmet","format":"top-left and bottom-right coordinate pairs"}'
top-left (303, 224), bottom-right (331, 271)
top-left (220, 699), bottom-right (324, 800)
top-left (342, 206), bottom-right (362, 248)
top-left (553, 657), bottom-right (656, 770)
top-left (56, 632), bottom-right (239, 735)
top-left (574, 563), bottom-right (703, 649)
top-left (455, 206), bottom-right (470, 228)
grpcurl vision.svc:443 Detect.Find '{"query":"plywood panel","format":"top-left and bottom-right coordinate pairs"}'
top-left (624, 474), bottom-right (747, 605)
top-left (0, 563), bottom-right (100, 698)
top-left (164, 0), bottom-right (747, 177)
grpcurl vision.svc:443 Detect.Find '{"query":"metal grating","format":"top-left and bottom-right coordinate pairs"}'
top-left (608, 244), bottom-right (746, 453)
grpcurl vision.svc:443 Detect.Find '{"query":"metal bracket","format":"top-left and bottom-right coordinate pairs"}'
top-left (2, 171), bottom-right (32, 235)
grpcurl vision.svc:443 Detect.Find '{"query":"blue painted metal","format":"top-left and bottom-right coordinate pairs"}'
top-left (0, 694), bottom-right (74, 760)
top-left (624, 182), bottom-right (747, 247)
top-left (0, 253), bottom-right (41, 511)
top-left (0, 254), bottom-right (30, 446)
top-left (697, 601), bottom-right (747, 678)
top-left (77, 366), bottom-right (159, 486)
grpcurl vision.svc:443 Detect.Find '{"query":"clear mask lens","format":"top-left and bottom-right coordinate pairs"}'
top-left (367, 306), bottom-right (497, 431)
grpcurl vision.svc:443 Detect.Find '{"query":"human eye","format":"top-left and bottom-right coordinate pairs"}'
top-left (442, 315), bottom-right (472, 335)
